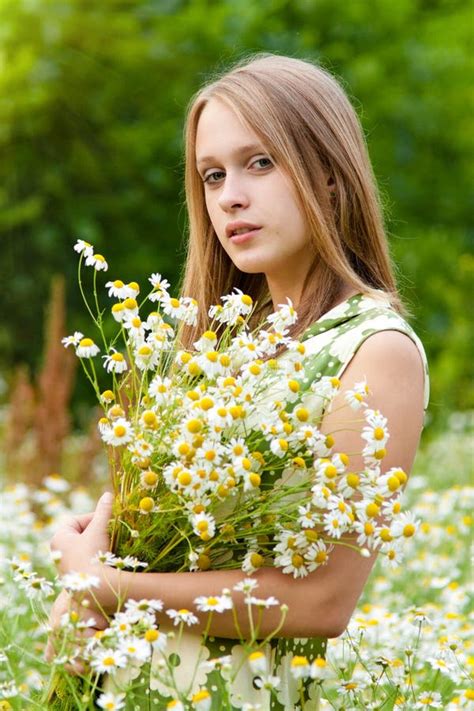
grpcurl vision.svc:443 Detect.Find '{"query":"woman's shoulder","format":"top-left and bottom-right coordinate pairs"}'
top-left (302, 290), bottom-right (430, 412)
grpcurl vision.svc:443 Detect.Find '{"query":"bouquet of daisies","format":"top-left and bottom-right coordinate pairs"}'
top-left (63, 240), bottom-right (417, 579)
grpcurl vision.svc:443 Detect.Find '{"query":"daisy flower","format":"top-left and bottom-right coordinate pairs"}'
top-left (123, 315), bottom-right (147, 344)
top-left (415, 691), bottom-right (443, 708)
top-left (266, 298), bottom-right (298, 331)
top-left (234, 578), bottom-right (258, 594)
top-left (391, 511), bottom-right (419, 539)
top-left (62, 331), bottom-right (84, 348)
top-left (85, 252), bottom-right (108, 271)
top-left (280, 551), bottom-right (310, 578)
top-left (191, 689), bottom-right (212, 711)
top-left (61, 571), bottom-right (101, 592)
top-left (247, 650), bottom-right (268, 675)
top-left (76, 337), bottom-right (100, 358)
top-left (90, 649), bottom-right (127, 674)
top-left (345, 379), bottom-right (370, 409)
top-left (124, 598), bottom-right (164, 618)
top-left (118, 636), bottom-right (151, 664)
top-left (179, 296), bottom-right (199, 326)
top-left (166, 608), bottom-right (199, 627)
top-left (194, 330), bottom-right (218, 353)
top-left (242, 550), bottom-right (265, 573)
top-left (166, 700), bottom-right (185, 711)
top-left (289, 655), bottom-right (311, 680)
top-left (134, 343), bottom-right (160, 371)
top-left (144, 627), bottom-right (168, 652)
top-left (102, 417), bottom-right (134, 446)
top-left (103, 350), bottom-right (128, 374)
top-left (105, 279), bottom-right (129, 299)
top-left (20, 574), bottom-right (54, 599)
top-left (246, 595), bottom-right (280, 608)
top-left (192, 511), bottom-right (216, 540)
top-left (73, 239), bottom-right (94, 257)
top-left (96, 692), bottom-right (126, 710)
top-left (160, 293), bottom-right (185, 320)
top-left (148, 272), bottom-right (171, 299)
top-left (309, 657), bottom-right (333, 680)
top-left (304, 540), bottom-right (329, 571)
top-left (194, 594), bottom-right (233, 613)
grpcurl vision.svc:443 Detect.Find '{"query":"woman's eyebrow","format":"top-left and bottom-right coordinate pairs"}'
top-left (196, 142), bottom-right (265, 167)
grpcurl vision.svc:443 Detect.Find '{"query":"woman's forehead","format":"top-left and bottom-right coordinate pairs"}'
top-left (195, 99), bottom-right (265, 166)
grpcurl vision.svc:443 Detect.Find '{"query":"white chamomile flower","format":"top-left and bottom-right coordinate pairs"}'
top-left (194, 594), bottom-right (233, 613)
top-left (160, 293), bottom-right (184, 320)
top-left (123, 315), bottom-right (147, 344)
top-left (310, 657), bottom-right (332, 679)
top-left (43, 473), bottom-right (70, 492)
top-left (103, 350), bottom-right (128, 373)
top-left (269, 437), bottom-right (289, 458)
top-left (190, 689), bottom-right (212, 710)
top-left (121, 297), bottom-right (139, 317)
top-left (105, 279), bottom-right (129, 299)
top-left (344, 379), bottom-right (370, 409)
top-left (194, 329), bottom-right (218, 353)
top-left (91, 649), bottom-right (127, 674)
top-left (76, 337), bottom-right (100, 358)
top-left (134, 343), bottom-right (160, 371)
top-left (124, 281), bottom-right (140, 298)
top-left (61, 571), bottom-right (101, 592)
top-left (166, 700), bottom-right (184, 711)
top-left (298, 503), bottom-right (320, 529)
top-left (391, 511), bottom-right (419, 539)
top-left (62, 331), bottom-right (84, 348)
top-left (415, 691), bottom-right (443, 708)
top-left (289, 655), bottom-right (311, 679)
top-left (247, 650), bottom-right (268, 675)
top-left (246, 595), bottom-right (280, 608)
top-left (102, 417), bottom-right (134, 446)
top-left (20, 575), bottom-right (54, 599)
top-left (234, 578), bottom-right (259, 594)
top-left (280, 550), bottom-right (310, 579)
top-left (180, 296), bottom-right (199, 326)
top-left (242, 549), bottom-right (265, 574)
top-left (266, 298), bottom-right (298, 331)
top-left (304, 540), bottom-right (329, 571)
top-left (118, 636), bottom-right (151, 663)
top-left (192, 511), bottom-right (216, 541)
top-left (85, 252), bottom-right (108, 271)
top-left (148, 272), bottom-right (171, 300)
top-left (96, 692), bottom-right (126, 710)
top-left (148, 375), bottom-right (172, 403)
top-left (166, 608), bottom-right (199, 627)
top-left (124, 598), bottom-right (164, 618)
top-left (74, 239), bottom-right (94, 257)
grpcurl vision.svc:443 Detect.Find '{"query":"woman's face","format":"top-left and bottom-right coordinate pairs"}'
top-left (195, 98), bottom-right (314, 303)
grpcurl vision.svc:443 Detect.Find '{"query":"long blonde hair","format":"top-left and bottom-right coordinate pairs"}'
top-left (179, 53), bottom-right (403, 348)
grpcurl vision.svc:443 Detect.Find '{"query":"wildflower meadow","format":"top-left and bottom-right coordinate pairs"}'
top-left (0, 244), bottom-right (472, 710)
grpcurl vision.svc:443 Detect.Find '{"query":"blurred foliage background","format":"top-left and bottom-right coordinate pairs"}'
top-left (0, 0), bottom-right (472, 433)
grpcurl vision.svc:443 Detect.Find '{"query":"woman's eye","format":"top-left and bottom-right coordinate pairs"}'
top-left (252, 157), bottom-right (273, 169)
top-left (203, 171), bottom-right (225, 184)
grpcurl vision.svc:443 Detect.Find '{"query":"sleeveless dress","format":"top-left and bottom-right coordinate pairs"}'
top-left (108, 291), bottom-right (430, 710)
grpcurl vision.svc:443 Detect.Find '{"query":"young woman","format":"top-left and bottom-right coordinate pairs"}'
top-left (48, 54), bottom-right (429, 709)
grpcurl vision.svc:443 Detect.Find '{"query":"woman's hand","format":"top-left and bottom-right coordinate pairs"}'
top-left (45, 589), bottom-right (109, 674)
top-left (50, 492), bottom-right (117, 612)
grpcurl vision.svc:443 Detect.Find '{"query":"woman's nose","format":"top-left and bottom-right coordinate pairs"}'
top-left (217, 174), bottom-right (250, 211)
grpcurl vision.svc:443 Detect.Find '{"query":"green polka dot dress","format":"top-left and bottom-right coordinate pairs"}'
top-left (107, 291), bottom-right (429, 710)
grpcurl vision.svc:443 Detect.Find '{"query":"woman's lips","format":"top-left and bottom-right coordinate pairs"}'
top-left (229, 227), bottom-right (262, 244)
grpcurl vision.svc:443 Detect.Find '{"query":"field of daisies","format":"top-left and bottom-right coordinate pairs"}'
top-left (0, 409), bottom-right (472, 710)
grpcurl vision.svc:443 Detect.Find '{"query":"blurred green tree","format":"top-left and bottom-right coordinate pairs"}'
top-left (0, 0), bottom-right (471, 428)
